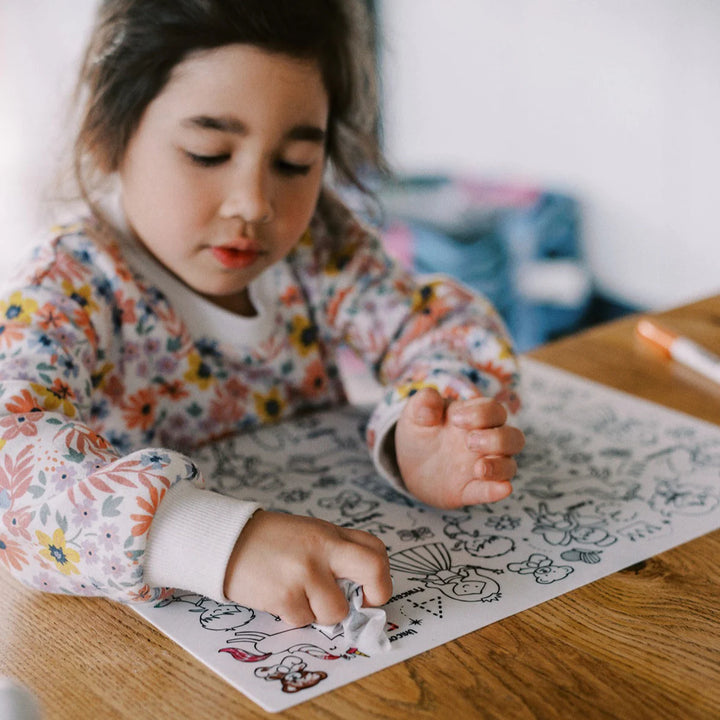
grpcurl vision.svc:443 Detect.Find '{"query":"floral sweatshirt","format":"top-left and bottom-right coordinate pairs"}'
top-left (0, 192), bottom-right (520, 604)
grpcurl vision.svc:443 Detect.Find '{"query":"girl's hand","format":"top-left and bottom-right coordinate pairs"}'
top-left (395, 389), bottom-right (525, 509)
top-left (223, 510), bottom-right (392, 627)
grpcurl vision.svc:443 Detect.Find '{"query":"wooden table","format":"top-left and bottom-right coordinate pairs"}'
top-left (2, 295), bottom-right (719, 719)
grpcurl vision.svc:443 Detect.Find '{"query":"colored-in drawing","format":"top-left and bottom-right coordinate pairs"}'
top-left (254, 655), bottom-right (328, 694)
top-left (560, 548), bottom-right (603, 564)
top-left (507, 553), bottom-right (574, 583)
top-left (220, 624), bottom-right (358, 662)
top-left (525, 502), bottom-right (617, 547)
top-left (389, 542), bottom-right (502, 602)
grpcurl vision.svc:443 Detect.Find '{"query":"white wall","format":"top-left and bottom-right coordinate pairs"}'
top-left (380, 0), bottom-right (720, 309)
top-left (0, 1), bottom-right (97, 279)
top-left (2, 1), bottom-right (718, 309)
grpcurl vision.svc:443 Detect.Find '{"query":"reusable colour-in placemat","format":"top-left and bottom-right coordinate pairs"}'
top-left (134, 358), bottom-right (720, 712)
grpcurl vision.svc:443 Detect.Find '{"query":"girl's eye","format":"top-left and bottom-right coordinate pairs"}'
top-left (186, 152), bottom-right (230, 167)
top-left (275, 159), bottom-right (312, 177)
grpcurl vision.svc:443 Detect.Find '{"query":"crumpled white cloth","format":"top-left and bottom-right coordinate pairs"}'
top-left (314, 579), bottom-right (391, 655)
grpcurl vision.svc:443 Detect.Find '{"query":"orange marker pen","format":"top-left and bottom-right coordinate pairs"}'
top-left (636, 318), bottom-right (720, 386)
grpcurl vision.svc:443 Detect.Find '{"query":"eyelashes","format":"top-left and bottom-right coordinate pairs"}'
top-left (185, 151), bottom-right (312, 176)
top-left (185, 152), bottom-right (230, 167)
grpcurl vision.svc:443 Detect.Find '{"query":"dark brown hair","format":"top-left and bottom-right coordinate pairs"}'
top-left (74, 0), bottom-right (384, 216)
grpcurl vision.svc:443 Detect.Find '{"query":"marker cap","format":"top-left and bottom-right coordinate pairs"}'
top-left (636, 318), bottom-right (677, 358)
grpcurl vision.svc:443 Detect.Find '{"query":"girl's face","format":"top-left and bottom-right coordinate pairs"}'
top-left (118, 44), bottom-right (329, 314)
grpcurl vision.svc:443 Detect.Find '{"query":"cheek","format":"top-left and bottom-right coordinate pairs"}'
top-left (277, 177), bottom-right (323, 239)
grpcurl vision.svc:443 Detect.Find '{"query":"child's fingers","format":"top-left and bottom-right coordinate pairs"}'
top-left (406, 387), bottom-right (445, 426)
top-left (307, 571), bottom-right (351, 626)
top-left (448, 397), bottom-right (507, 429)
top-left (466, 425), bottom-right (525, 455)
top-left (330, 529), bottom-right (392, 607)
top-left (460, 479), bottom-right (513, 506)
top-left (473, 455), bottom-right (518, 482)
top-left (274, 588), bottom-right (317, 628)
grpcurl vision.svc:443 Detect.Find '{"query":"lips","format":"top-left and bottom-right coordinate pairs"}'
top-left (210, 242), bottom-right (261, 269)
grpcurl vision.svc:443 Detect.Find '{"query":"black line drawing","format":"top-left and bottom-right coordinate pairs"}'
top-left (389, 542), bottom-right (502, 602)
top-left (442, 514), bottom-right (515, 558)
top-left (408, 594), bottom-right (444, 619)
top-left (207, 449), bottom-right (284, 493)
top-left (485, 514), bottom-right (521, 531)
top-left (616, 520), bottom-right (672, 543)
top-left (648, 480), bottom-right (720, 517)
top-left (507, 553), bottom-right (574, 583)
top-left (318, 490), bottom-right (380, 519)
top-left (155, 593), bottom-right (255, 632)
top-left (396, 526), bottom-right (433, 542)
top-left (525, 502), bottom-right (617, 547)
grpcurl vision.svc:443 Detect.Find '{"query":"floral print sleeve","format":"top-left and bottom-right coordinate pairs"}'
top-left (294, 192), bottom-right (521, 466)
top-left (0, 230), bottom-right (201, 602)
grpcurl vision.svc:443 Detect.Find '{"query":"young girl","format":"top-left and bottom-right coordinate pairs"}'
top-left (0, 0), bottom-right (524, 629)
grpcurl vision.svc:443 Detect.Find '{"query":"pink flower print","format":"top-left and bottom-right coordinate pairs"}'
top-left (143, 338), bottom-right (161, 355)
top-left (97, 522), bottom-right (120, 552)
top-left (79, 540), bottom-right (100, 566)
top-left (102, 555), bottom-right (125, 578)
top-left (0, 322), bottom-right (25, 350)
top-left (32, 571), bottom-right (61, 592)
top-left (0, 410), bottom-right (40, 439)
top-left (123, 341), bottom-right (140, 361)
top-left (0, 534), bottom-right (28, 571)
top-left (3, 506), bottom-right (33, 540)
top-left (51, 465), bottom-right (79, 492)
top-left (156, 356), bottom-right (179, 374)
top-left (71, 499), bottom-right (99, 528)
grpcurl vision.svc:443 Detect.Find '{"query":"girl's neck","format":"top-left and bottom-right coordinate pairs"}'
top-left (202, 288), bottom-right (257, 318)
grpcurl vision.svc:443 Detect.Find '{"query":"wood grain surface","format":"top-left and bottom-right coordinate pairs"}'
top-left (2, 296), bottom-right (719, 720)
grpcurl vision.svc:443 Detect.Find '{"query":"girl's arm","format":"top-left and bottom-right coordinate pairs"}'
top-left (0, 259), bottom-right (256, 603)
top-left (300, 194), bottom-right (524, 506)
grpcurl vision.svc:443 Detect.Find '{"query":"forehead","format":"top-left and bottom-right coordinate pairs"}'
top-left (152, 43), bottom-right (329, 127)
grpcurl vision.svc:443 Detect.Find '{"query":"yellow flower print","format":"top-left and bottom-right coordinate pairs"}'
top-left (325, 239), bottom-right (360, 275)
top-left (0, 291), bottom-right (38, 324)
top-left (0, 438), bottom-right (5, 452)
top-left (497, 336), bottom-right (514, 360)
top-left (289, 315), bottom-right (319, 357)
top-left (36, 528), bottom-right (80, 576)
top-left (396, 380), bottom-right (439, 400)
top-left (90, 362), bottom-right (115, 390)
top-left (411, 281), bottom-right (442, 313)
top-left (254, 387), bottom-right (285, 423)
top-left (184, 351), bottom-right (216, 390)
top-left (297, 228), bottom-right (313, 247)
top-left (30, 379), bottom-right (77, 417)
top-left (61, 280), bottom-right (99, 314)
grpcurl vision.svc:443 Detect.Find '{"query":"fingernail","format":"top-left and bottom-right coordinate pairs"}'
top-left (414, 406), bottom-right (435, 424)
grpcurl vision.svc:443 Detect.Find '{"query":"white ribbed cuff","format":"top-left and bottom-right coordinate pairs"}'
top-left (143, 482), bottom-right (261, 602)
top-left (370, 402), bottom-right (409, 495)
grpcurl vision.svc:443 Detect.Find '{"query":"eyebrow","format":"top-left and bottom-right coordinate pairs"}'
top-left (182, 115), bottom-right (326, 143)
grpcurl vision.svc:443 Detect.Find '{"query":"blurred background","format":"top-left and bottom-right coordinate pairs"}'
top-left (1, 0), bottom-right (718, 350)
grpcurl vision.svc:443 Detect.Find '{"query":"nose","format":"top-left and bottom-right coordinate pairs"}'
top-left (219, 163), bottom-right (274, 224)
